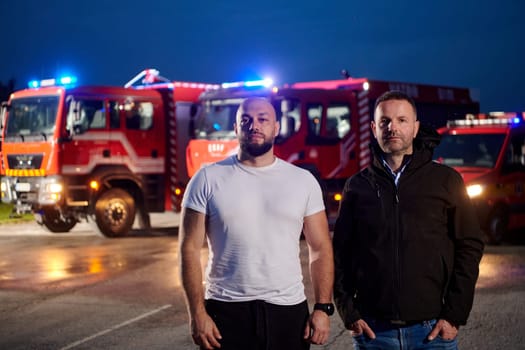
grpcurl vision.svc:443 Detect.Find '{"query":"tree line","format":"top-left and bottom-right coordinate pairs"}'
top-left (0, 79), bottom-right (16, 102)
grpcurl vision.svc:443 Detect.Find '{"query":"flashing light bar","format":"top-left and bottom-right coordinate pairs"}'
top-left (488, 111), bottom-right (525, 121)
top-left (447, 114), bottom-right (523, 128)
top-left (221, 78), bottom-right (274, 89)
top-left (28, 75), bottom-right (77, 89)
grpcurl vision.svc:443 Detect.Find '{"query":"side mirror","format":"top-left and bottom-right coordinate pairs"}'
top-left (65, 99), bottom-right (87, 136)
top-left (0, 101), bottom-right (8, 129)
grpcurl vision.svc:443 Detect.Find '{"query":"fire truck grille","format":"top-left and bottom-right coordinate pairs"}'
top-left (7, 154), bottom-right (44, 170)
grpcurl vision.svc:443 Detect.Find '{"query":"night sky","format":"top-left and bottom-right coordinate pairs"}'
top-left (1, 0), bottom-right (524, 112)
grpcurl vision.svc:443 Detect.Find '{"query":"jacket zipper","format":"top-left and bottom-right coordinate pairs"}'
top-left (393, 183), bottom-right (401, 320)
top-left (366, 170), bottom-right (402, 320)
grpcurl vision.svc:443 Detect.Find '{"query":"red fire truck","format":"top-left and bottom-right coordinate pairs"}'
top-left (0, 69), bottom-right (218, 237)
top-left (185, 75), bottom-right (480, 226)
top-left (434, 112), bottom-right (525, 244)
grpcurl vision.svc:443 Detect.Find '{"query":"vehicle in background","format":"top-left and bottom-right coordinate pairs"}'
top-left (186, 74), bottom-right (480, 226)
top-left (434, 112), bottom-right (525, 244)
top-left (0, 69), bottom-right (218, 237)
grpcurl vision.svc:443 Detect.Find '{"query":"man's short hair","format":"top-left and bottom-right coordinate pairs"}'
top-left (374, 90), bottom-right (417, 117)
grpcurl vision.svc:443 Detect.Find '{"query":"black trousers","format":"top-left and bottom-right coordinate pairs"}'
top-left (204, 299), bottom-right (311, 350)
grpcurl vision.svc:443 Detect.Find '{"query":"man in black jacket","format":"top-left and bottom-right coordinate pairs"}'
top-left (333, 91), bottom-right (484, 350)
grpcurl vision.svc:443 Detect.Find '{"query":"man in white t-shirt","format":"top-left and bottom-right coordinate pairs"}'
top-left (179, 97), bottom-right (334, 350)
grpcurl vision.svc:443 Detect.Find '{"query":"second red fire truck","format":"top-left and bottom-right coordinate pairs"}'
top-left (185, 74), bottom-right (480, 226)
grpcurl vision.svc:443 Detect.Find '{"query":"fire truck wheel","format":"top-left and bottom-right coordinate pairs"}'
top-left (91, 188), bottom-right (136, 238)
top-left (487, 207), bottom-right (509, 245)
top-left (40, 208), bottom-right (77, 233)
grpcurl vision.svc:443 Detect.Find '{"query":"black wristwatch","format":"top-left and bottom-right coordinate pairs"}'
top-left (313, 303), bottom-right (335, 316)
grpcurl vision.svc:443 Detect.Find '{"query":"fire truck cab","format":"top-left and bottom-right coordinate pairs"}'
top-left (0, 69), bottom-right (216, 237)
top-left (186, 76), bottom-right (480, 226)
top-left (434, 112), bottom-right (525, 244)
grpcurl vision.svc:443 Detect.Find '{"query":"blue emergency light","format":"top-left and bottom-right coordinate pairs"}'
top-left (221, 78), bottom-right (274, 89)
top-left (28, 75), bottom-right (78, 88)
top-left (245, 78), bottom-right (273, 87)
top-left (59, 76), bottom-right (77, 85)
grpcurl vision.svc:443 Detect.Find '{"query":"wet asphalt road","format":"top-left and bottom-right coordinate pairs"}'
top-left (0, 214), bottom-right (524, 349)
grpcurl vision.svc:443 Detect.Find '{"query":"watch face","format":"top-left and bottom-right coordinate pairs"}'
top-left (326, 304), bottom-right (334, 315)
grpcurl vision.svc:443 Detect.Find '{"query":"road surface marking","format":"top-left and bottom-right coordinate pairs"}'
top-left (58, 304), bottom-right (172, 350)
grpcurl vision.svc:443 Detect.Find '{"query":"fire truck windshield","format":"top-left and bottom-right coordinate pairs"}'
top-left (5, 96), bottom-right (59, 141)
top-left (434, 133), bottom-right (505, 168)
top-left (194, 97), bottom-right (299, 141)
top-left (194, 99), bottom-right (241, 140)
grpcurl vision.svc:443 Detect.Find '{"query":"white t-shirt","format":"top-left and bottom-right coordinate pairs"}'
top-left (182, 155), bottom-right (325, 305)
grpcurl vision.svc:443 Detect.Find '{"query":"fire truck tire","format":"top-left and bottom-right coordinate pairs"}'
top-left (91, 188), bottom-right (136, 238)
top-left (487, 206), bottom-right (508, 245)
top-left (40, 208), bottom-right (77, 233)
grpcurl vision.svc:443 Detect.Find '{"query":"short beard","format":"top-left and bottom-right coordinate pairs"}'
top-left (240, 141), bottom-right (273, 157)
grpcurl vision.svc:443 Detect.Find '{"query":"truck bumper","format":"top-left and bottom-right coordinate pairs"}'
top-left (1, 175), bottom-right (67, 213)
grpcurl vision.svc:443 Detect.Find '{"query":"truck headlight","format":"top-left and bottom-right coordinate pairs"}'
top-left (466, 184), bottom-right (484, 198)
top-left (40, 180), bottom-right (64, 204)
top-left (45, 183), bottom-right (63, 193)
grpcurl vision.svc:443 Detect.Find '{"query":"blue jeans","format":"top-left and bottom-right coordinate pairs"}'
top-left (353, 318), bottom-right (458, 350)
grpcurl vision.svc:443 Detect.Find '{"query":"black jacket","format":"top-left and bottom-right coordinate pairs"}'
top-left (333, 128), bottom-right (484, 328)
